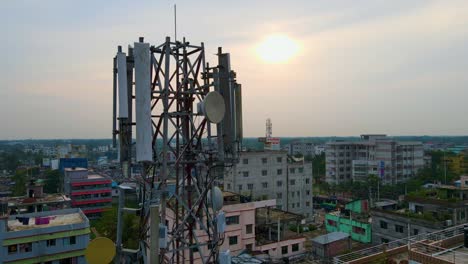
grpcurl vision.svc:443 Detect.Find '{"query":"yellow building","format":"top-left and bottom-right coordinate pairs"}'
top-left (445, 153), bottom-right (468, 175)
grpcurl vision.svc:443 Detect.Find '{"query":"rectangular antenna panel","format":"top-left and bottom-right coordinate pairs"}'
top-left (117, 51), bottom-right (128, 118)
top-left (134, 42), bottom-right (152, 162)
top-left (217, 53), bottom-right (237, 154)
top-left (234, 83), bottom-right (243, 145)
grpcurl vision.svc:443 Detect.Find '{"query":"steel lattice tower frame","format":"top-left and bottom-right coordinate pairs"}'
top-left (113, 36), bottom-right (242, 264)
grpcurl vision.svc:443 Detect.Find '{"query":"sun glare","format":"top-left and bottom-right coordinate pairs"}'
top-left (256, 34), bottom-right (300, 64)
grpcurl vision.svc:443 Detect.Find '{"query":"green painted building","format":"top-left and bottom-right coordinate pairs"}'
top-left (325, 200), bottom-right (372, 243)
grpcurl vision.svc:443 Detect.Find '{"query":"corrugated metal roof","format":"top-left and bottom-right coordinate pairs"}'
top-left (311, 232), bottom-right (349, 245)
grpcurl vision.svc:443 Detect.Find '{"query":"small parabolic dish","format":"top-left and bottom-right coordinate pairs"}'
top-left (201, 91), bottom-right (225, 124)
top-left (85, 237), bottom-right (116, 264)
top-left (207, 186), bottom-right (224, 211)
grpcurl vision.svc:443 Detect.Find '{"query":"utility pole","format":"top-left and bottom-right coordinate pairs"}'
top-left (444, 151), bottom-right (447, 184)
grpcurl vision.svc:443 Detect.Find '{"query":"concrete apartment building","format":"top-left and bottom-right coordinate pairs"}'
top-left (1, 179), bottom-right (71, 215)
top-left (223, 150), bottom-right (314, 220)
top-left (64, 168), bottom-right (112, 219)
top-left (371, 176), bottom-right (468, 244)
top-left (325, 134), bottom-right (424, 184)
top-left (0, 208), bottom-right (90, 264)
top-left (284, 141), bottom-right (316, 157)
top-left (165, 192), bottom-right (306, 264)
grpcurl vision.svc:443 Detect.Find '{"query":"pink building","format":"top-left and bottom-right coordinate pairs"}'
top-left (165, 192), bottom-right (306, 263)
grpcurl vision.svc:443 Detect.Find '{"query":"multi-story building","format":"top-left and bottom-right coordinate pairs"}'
top-left (325, 200), bottom-right (372, 244)
top-left (325, 134), bottom-right (424, 184)
top-left (284, 141), bottom-right (316, 157)
top-left (64, 168), bottom-right (112, 219)
top-left (444, 152), bottom-right (468, 175)
top-left (0, 208), bottom-right (90, 264)
top-left (223, 150), bottom-right (314, 219)
top-left (371, 177), bottom-right (468, 244)
top-left (1, 179), bottom-right (70, 215)
top-left (165, 192), bottom-right (307, 263)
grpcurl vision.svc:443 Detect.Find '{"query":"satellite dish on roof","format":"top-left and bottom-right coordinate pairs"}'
top-left (85, 237), bottom-right (116, 264)
top-left (201, 91), bottom-right (225, 124)
top-left (208, 186), bottom-right (223, 211)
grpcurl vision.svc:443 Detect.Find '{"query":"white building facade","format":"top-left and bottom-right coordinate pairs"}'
top-left (325, 135), bottom-right (424, 185)
top-left (224, 151), bottom-right (314, 220)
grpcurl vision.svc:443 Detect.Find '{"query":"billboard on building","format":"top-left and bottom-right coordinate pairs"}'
top-left (264, 137), bottom-right (281, 151)
top-left (379, 161), bottom-right (385, 178)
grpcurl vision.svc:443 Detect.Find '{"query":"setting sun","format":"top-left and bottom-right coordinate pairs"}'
top-left (256, 34), bottom-right (300, 64)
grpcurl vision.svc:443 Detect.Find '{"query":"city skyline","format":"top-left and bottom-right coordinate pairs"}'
top-left (2, 0), bottom-right (468, 139)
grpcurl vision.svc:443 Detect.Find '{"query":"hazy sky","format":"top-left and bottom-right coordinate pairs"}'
top-left (2, 0), bottom-right (468, 139)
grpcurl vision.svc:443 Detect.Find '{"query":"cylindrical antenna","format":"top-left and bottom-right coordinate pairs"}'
top-left (174, 4), bottom-right (177, 42)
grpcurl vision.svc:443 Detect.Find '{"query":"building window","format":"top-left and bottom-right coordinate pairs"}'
top-left (69, 236), bottom-right (76, 245)
top-left (305, 178), bottom-right (310, 184)
top-left (290, 180), bottom-right (295, 185)
top-left (243, 158), bottom-right (249, 164)
top-left (226, 215), bottom-right (240, 225)
top-left (353, 226), bottom-right (366, 235)
top-left (328, 220), bottom-right (337, 226)
top-left (290, 168), bottom-right (296, 174)
top-left (262, 158), bottom-right (268, 164)
top-left (413, 229), bottom-right (419, 235)
top-left (381, 238), bottom-right (389, 244)
top-left (395, 225), bottom-right (404, 233)
top-left (292, 243), bottom-right (299, 252)
top-left (227, 183), bottom-right (231, 190)
top-left (380, 221), bottom-right (388, 229)
top-left (306, 190), bottom-right (310, 195)
top-left (19, 243), bottom-right (32, 253)
top-left (229, 236), bottom-right (238, 245)
top-left (262, 170), bottom-right (268, 176)
top-left (277, 193), bottom-right (282, 199)
top-left (297, 202), bottom-right (300, 207)
top-left (8, 245), bottom-right (17, 255)
top-left (277, 169), bottom-right (283, 175)
top-left (246, 224), bottom-right (253, 234)
top-left (306, 201), bottom-right (310, 207)
top-left (47, 239), bottom-right (56, 247)
top-left (262, 182), bottom-right (268, 188)
top-left (277, 157), bottom-right (283, 163)
top-left (292, 203), bottom-right (295, 208)
top-left (277, 180), bottom-right (282, 187)
top-left (247, 184), bottom-right (253, 190)
top-left (292, 192), bottom-right (295, 197)
top-left (298, 167), bottom-right (304, 173)
top-left (243, 171), bottom-right (249, 177)
top-left (238, 185), bottom-right (242, 191)
top-left (282, 245), bottom-right (288, 254)
top-left (246, 243), bottom-right (253, 252)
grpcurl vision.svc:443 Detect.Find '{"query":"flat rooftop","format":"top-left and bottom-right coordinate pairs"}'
top-left (1, 194), bottom-right (71, 206)
top-left (8, 212), bottom-right (84, 231)
top-left (87, 174), bottom-right (105, 180)
top-left (256, 207), bottom-right (303, 222)
top-left (311, 232), bottom-right (349, 245)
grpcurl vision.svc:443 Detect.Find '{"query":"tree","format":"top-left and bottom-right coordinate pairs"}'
top-left (12, 171), bottom-right (28, 196)
top-left (43, 170), bottom-right (62, 193)
top-left (93, 206), bottom-right (140, 249)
